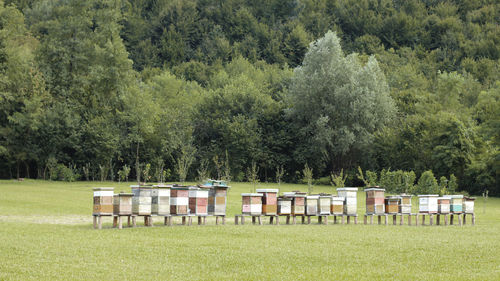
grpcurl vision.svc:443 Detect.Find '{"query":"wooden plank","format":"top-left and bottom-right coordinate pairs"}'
top-left (93, 216), bottom-right (97, 229)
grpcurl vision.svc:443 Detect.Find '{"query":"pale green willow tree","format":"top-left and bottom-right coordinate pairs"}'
top-left (289, 31), bottom-right (396, 171)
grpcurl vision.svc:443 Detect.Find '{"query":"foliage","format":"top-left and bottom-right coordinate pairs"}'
top-left (330, 169), bottom-right (347, 188)
top-left (246, 160), bottom-right (259, 193)
top-left (415, 170), bottom-right (439, 195)
top-left (302, 163), bottom-right (313, 194)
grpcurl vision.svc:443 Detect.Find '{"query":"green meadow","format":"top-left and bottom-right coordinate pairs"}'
top-left (0, 180), bottom-right (499, 280)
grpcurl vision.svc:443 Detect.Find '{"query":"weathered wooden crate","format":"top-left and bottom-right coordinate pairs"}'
top-left (201, 180), bottom-right (229, 216)
top-left (131, 185), bottom-right (152, 215)
top-left (257, 189), bottom-right (279, 215)
top-left (330, 196), bottom-right (344, 215)
top-left (337, 187), bottom-right (358, 215)
top-left (449, 195), bottom-right (464, 213)
top-left (242, 193), bottom-right (263, 215)
top-left (463, 197), bottom-right (475, 214)
top-left (365, 188), bottom-right (385, 215)
top-left (437, 197), bottom-right (450, 214)
top-left (306, 195), bottom-right (319, 215)
top-left (418, 195), bottom-right (438, 213)
top-left (189, 188), bottom-right (209, 216)
top-left (318, 194), bottom-right (332, 215)
top-left (93, 187), bottom-right (114, 215)
top-left (151, 184), bottom-right (171, 215)
top-left (113, 193), bottom-right (133, 215)
top-left (277, 196), bottom-right (292, 215)
top-left (385, 196), bottom-right (400, 214)
top-left (170, 187), bottom-right (189, 215)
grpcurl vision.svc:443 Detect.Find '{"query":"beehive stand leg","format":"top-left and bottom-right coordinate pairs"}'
top-left (307, 216), bottom-right (311, 225)
top-left (164, 217), bottom-right (168, 225)
top-left (408, 214), bottom-right (411, 226)
top-left (422, 215), bottom-right (425, 226)
top-left (128, 216), bottom-right (131, 227)
top-left (318, 216), bottom-right (322, 224)
top-left (450, 215), bottom-right (454, 225)
top-left (292, 216), bottom-right (296, 225)
top-left (341, 215), bottom-right (345, 225)
top-left (144, 216), bottom-right (148, 226)
top-left (370, 215), bottom-right (373, 225)
top-left (98, 216), bottom-right (102, 230)
top-left (216, 216), bottom-right (220, 225)
top-left (334, 216), bottom-right (338, 224)
top-left (472, 214), bottom-right (475, 225)
top-left (384, 215), bottom-right (388, 225)
top-left (430, 214), bottom-right (434, 226)
top-left (393, 215), bottom-right (396, 225)
top-left (325, 216), bottom-right (328, 225)
top-left (118, 216), bottom-right (123, 229)
top-left (270, 216), bottom-right (274, 225)
top-left (415, 214), bottom-right (419, 226)
top-left (363, 215), bottom-right (367, 225)
top-left (463, 214), bottom-right (466, 225)
top-left (168, 217), bottom-right (173, 226)
top-left (458, 214), bottom-right (462, 226)
top-left (276, 216), bottom-right (280, 225)
top-left (234, 216), bottom-right (238, 225)
top-left (198, 217), bottom-right (202, 225)
top-left (258, 216), bottom-right (262, 225)
top-left (182, 216), bottom-right (186, 225)
top-left (347, 216), bottom-right (351, 224)
top-left (377, 215), bottom-right (381, 225)
top-left (354, 216), bottom-right (358, 224)
top-left (301, 216), bottom-right (305, 224)
top-left (113, 216), bottom-right (118, 228)
top-left (203, 217), bottom-right (206, 225)
top-left (222, 216), bottom-right (226, 225)
top-left (252, 216), bottom-right (256, 225)
top-left (93, 216), bottom-right (97, 229)
top-left (188, 217), bottom-right (193, 226)
top-left (399, 214), bottom-right (403, 225)
top-left (445, 214), bottom-right (448, 226)
top-left (437, 215), bottom-right (440, 225)
top-left (241, 216), bottom-right (245, 225)
top-left (286, 215), bottom-right (290, 225)
top-left (132, 216), bottom-right (137, 227)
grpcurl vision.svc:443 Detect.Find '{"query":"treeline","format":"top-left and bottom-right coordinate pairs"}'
top-left (0, 0), bottom-right (498, 195)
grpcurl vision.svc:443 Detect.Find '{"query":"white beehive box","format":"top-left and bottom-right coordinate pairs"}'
top-left (337, 187), bottom-right (358, 215)
top-left (418, 195), bottom-right (438, 213)
top-left (242, 193), bottom-right (263, 215)
top-left (463, 197), bottom-right (475, 214)
top-left (306, 195), bottom-right (319, 215)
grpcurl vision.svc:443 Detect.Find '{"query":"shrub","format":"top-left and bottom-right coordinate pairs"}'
top-left (416, 170), bottom-right (439, 194)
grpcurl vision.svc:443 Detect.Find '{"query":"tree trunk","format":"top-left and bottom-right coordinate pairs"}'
top-left (136, 142), bottom-right (140, 184)
top-left (17, 161), bottom-right (20, 179)
top-left (25, 161), bottom-right (30, 179)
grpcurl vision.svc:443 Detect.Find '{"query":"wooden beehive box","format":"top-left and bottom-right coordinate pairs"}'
top-left (306, 195), bottom-right (319, 215)
top-left (418, 195), bottom-right (438, 213)
top-left (151, 184), bottom-right (171, 215)
top-left (256, 189), bottom-right (279, 215)
top-left (170, 187), bottom-right (189, 215)
top-left (463, 197), bottom-right (475, 214)
top-left (189, 187), bottom-right (209, 216)
top-left (337, 187), bottom-right (358, 215)
top-left (330, 196), bottom-right (345, 215)
top-left (205, 183), bottom-right (229, 216)
top-left (399, 194), bottom-right (412, 214)
top-left (277, 196), bottom-right (292, 215)
top-left (449, 195), bottom-right (464, 213)
top-left (318, 194), bottom-right (332, 215)
top-left (285, 192), bottom-right (306, 215)
top-left (113, 192), bottom-right (133, 215)
top-left (242, 193), bottom-right (263, 215)
top-left (131, 185), bottom-right (152, 215)
top-left (385, 196), bottom-right (400, 214)
top-left (93, 187), bottom-right (114, 215)
top-left (437, 197), bottom-right (450, 214)
top-left (365, 188), bottom-right (385, 215)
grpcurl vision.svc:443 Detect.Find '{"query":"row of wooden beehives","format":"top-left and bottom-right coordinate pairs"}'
top-left (92, 180), bottom-right (229, 229)
top-left (236, 187), bottom-right (476, 226)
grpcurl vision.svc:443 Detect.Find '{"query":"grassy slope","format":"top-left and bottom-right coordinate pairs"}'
top-left (0, 180), bottom-right (499, 280)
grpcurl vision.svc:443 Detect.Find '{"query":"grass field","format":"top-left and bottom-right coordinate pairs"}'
top-left (0, 180), bottom-right (499, 280)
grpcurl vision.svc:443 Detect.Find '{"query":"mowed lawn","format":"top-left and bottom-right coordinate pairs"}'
top-left (0, 180), bottom-right (499, 280)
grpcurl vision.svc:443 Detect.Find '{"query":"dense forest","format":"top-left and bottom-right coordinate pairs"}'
top-left (0, 0), bottom-right (498, 195)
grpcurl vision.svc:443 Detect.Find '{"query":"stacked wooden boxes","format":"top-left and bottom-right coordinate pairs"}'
top-left (365, 188), bottom-right (385, 215)
top-left (318, 194), bottom-right (332, 215)
top-left (449, 195), bottom-right (464, 213)
top-left (202, 180), bottom-right (230, 216)
top-left (113, 192), bottom-right (133, 215)
top-left (330, 196), bottom-right (345, 215)
top-left (242, 193), bottom-right (263, 215)
top-left (306, 195), bottom-right (319, 215)
top-left (399, 194), bottom-right (412, 214)
top-left (463, 197), bottom-right (475, 214)
top-left (151, 185), bottom-right (171, 216)
top-left (418, 195), bottom-right (438, 213)
top-left (256, 189), bottom-right (278, 215)
top-left (385, 196), bottom-right (400, 214)
top-left (284, 192), bottom-right (306, 216)
top-left (337, 188), bottom-right (358, 215)
top-left (437, 197), bottom-right (450, 214)
top-left (170, 187), bottom-right (189, 215)
top-left (93, 187), bottom-right (114, 215)
top-left (131, 185), bottom-right (152, 215)
top-left (188, 187), bottom-right (209, 216)
top-left (277, 196), bottom-right (292, 215)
